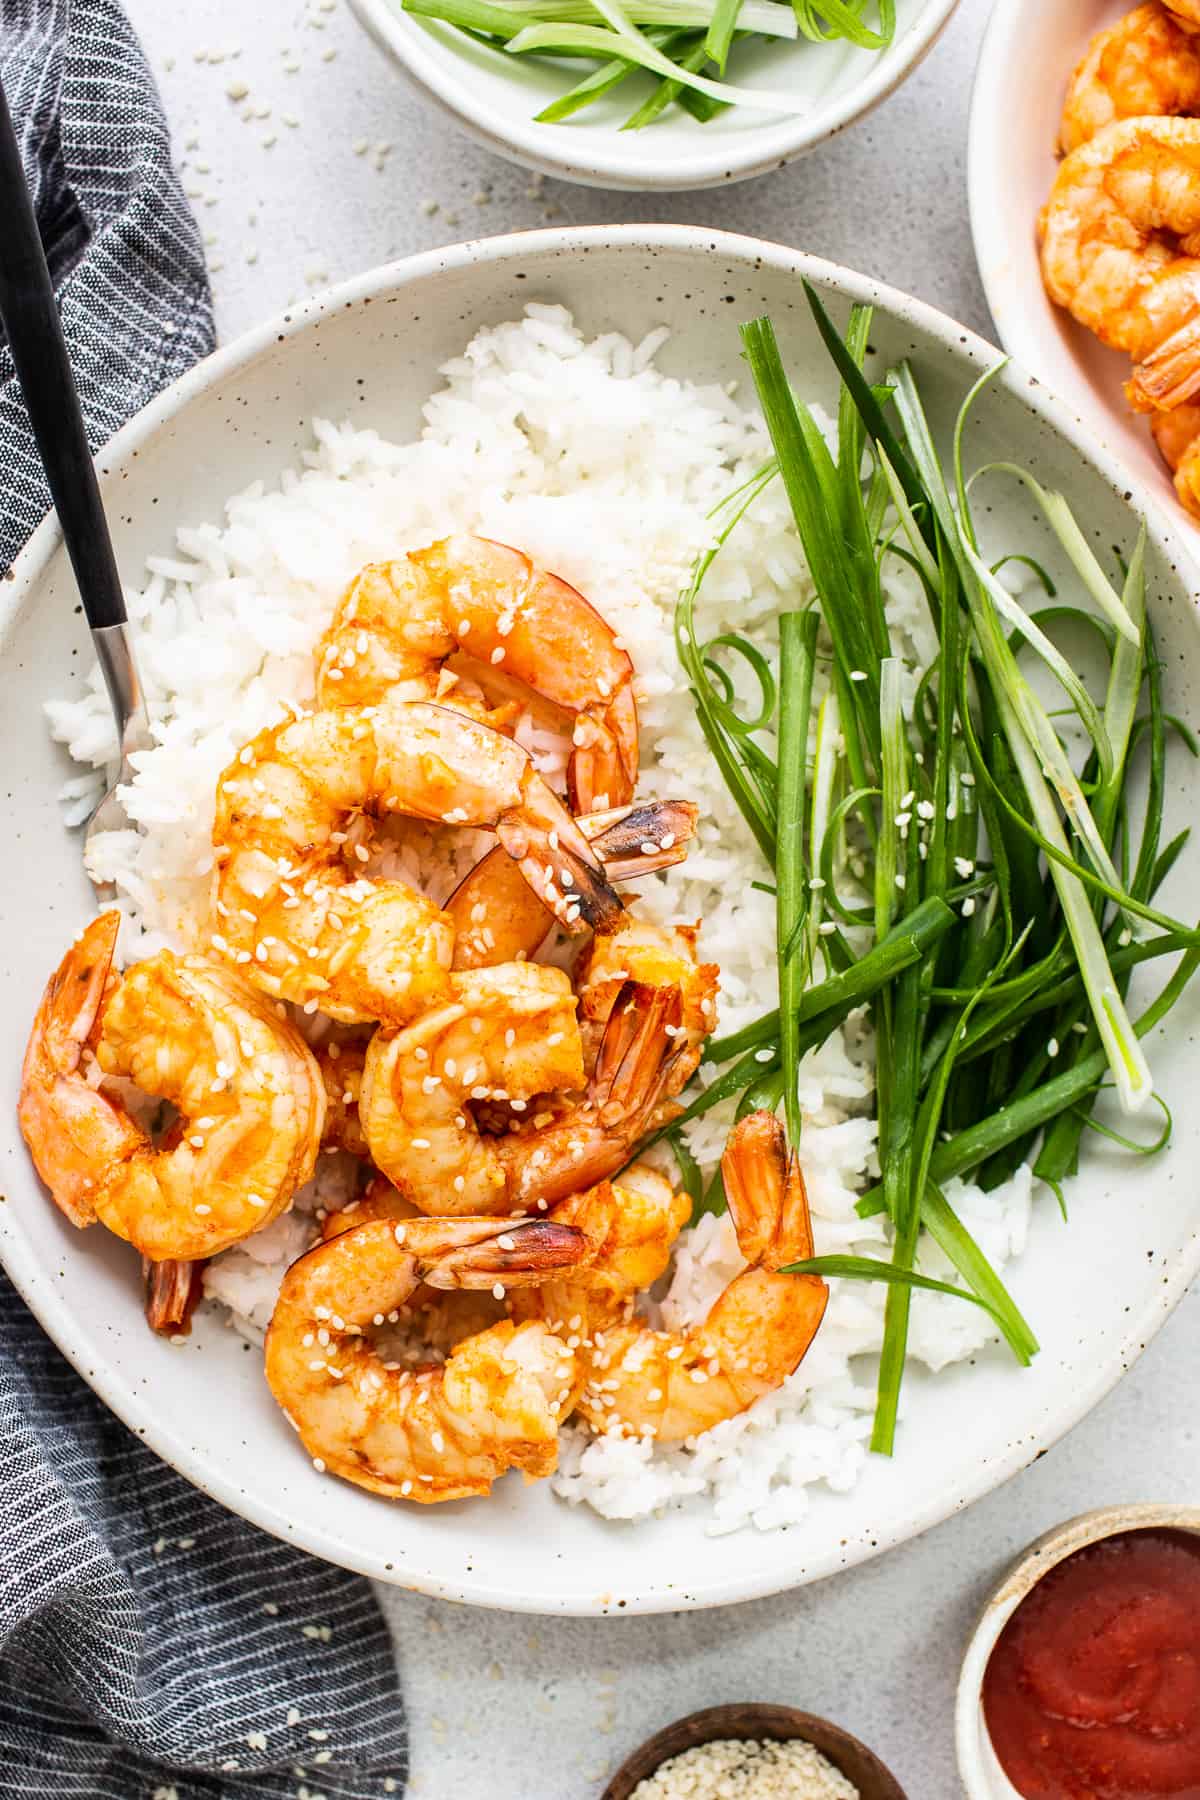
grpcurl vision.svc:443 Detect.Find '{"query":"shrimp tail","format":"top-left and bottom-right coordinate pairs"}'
top-left (495, 778), bottom-right (624, 936)
top-left (18, 913), bottom-right (139, 1229)
top-left (1129, 310), bottom-right (1200, 409)
top-left (721, 1110), bottom-right (816, 1267)
top-left (143, 1257), bottom-right (206, 1337)
top-left (592, 979), bottom-right (687, 1129)
top-left (419, 1218), bottom-right (589, 1289)
top-left (568, 680), bottom-right (640, 815)
top-left (583, 800), bottom-right (698, 879)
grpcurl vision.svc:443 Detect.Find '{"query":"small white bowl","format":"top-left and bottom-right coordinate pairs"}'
top-left (967, 0), bottom-right (1200, 546)
top-left (956, 1503), bottom-right (1200, 1798)
top-left (350, 0), bottom-right (960, 191)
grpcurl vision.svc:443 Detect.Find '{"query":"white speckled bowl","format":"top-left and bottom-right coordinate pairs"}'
top-left (956, 1504), bottom-right (1200, 1797)
top-left (967, 0), bottom-right (1200, 545)
top-left (4, 226), bottom-right (1200, 1614)
top-left (349, 0), bottom-right (961, 191)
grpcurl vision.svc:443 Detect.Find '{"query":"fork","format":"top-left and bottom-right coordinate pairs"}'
top-left (0, 73), bottom-right (151, 898)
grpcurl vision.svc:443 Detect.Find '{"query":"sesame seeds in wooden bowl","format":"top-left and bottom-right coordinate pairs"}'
top-left (601, 1704), bottom-right (908, 1800)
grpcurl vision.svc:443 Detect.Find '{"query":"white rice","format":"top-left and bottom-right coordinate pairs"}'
top-left (49, 305), bottom-right (1035, 1533)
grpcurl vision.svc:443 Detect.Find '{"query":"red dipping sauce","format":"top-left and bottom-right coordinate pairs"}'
top-left (982, 1528), bottom-right (1200, 1799)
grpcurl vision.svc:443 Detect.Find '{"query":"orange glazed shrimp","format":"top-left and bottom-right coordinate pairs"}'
top-left (361, 976), bottom-right (690, 1217)
top-left (314, 537), bottom-right (638, 812)
top-left (264, 1215), bottom-right (585, 1502)
top-left (358, 960), bottom-right (586, 1216)
top-left (1060, 4), bottom-right (1200, 154)
top-left (18, 913), bottom-right (325, 1262)
top-left (211, 700), bottom-right (624, 1026)
top-left (572, 1112), bottom-right (828, 1441)
top-left (1040, 118), bottom-right (1200, 408)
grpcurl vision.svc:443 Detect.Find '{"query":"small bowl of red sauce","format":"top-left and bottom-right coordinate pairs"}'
top-left (957, 1504), bottom-right (1200, 1800)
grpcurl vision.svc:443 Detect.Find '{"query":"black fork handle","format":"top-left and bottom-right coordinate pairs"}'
top-left (0, 72), bottom-right (126, 627)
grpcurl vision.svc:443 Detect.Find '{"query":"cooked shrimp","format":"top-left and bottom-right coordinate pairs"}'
top-left (1039, 117), bottom-right (1200, 405)
top-left (1060, 4), bottom-right (1200, 154)
top-left (571, 1112), bottom-right (828, 1441)
top-left (211, 699), bottom-right (624, 1025)
top-left (18, 913), bottom-right (325, 1261)
top-left (447, 799), bottom-right (698, 970)
top-left (264, 1214), bottom-right (586, 1501)
top-left (1151, 400), bottom-right (1200, 512)
top-left (362, 975), bottom-right (689, 1216)
top-left (358, 961), bottom-right (585, 1215)
top-left (315, 537), bottom-right (638, 812)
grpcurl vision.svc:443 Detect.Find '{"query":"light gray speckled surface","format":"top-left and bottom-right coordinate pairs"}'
top-left (121, 0), bottom-right (1200, 1790)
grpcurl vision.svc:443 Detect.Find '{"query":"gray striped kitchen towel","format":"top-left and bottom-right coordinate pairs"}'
top-left (0, 0), bottom-right (213, 566)
top-left (0, 5), bottom-right (408, 1795)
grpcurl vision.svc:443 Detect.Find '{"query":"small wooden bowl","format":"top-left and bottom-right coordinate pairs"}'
top-left (601, 1703), bottom-right (908, 1800)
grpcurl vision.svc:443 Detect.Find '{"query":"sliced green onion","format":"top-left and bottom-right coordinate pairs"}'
top-left (507, 21), bottom-right (822, 109)
top-left (777, 610), bottom-right (819, 1146)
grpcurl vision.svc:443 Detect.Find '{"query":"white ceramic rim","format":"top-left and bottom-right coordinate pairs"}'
top-left (7, 224), bottom-right (1200, 1610)
top-left (965, 0), bottom-right (1055, 371)
top-left (348, 0), bottom-right (962, 191)
top-left (955, 1503), bottom-right (1200, 1796)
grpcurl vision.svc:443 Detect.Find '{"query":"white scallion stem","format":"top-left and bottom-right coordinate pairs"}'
top-left (875, 657), bottom-right (905, 942)
top-left (877, 444), bottom-right (940, 593)
top-left (809, 686), bottom-right (840, 960)
top-left (992, 679), bottom-right (1152, 1113)
top-left (976, 463), bottom-right (1140, 647)
top-left (961, 536), bottom-right (1114, 785)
